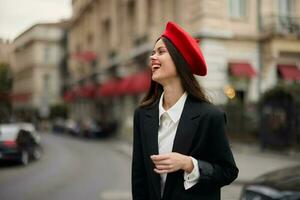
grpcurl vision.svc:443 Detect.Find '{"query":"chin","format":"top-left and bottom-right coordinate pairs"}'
top-left (151, 73), bottom-right (158, 81)
top-left (151, 75), bottom-right (163, 84)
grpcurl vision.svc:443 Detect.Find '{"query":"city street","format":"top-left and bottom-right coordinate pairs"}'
top-left (1, 0), bottom-right (300, 199)
top-left (0, 132), bottom-right (299, 200)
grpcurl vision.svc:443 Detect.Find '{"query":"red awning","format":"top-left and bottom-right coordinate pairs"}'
top-left (78, 83), bottom-right (96, 98)
top-left (119, 71), bottom-right (151, 95)
top-left (97, 79), bottom-right (122, 97)
top-left (129, 71), bottom-right (151, 94)
top-left (229, 62), bottom-right (256, 78)
top-left (72, 51), bottom-right (97, 62)
top-left (118, 77), bottom-right (132, 95)
top-left (63, 91), bottom-right (75, 102)
top-left (67, 84), bottom-right (97, 99)
top-left (278, 64), bottom-right (300, 81)
top-left (10, 93), bottom-right (31, 102)
top-left (72, 86), bottom-right (82, 98)
top-left (97, 71), bottom-right (151, 97)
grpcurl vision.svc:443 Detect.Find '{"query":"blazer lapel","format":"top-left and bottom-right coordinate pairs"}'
top-left (172, 96), bottom-right (200, 155)
top-left (143, 102), bottom-right (161, 198)
top-left (144, 104), bottom-right (159, 156)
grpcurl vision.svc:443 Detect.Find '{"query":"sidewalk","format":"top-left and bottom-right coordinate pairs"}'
top-left (231, 142), bottom-right (300, 184)
top-left (112, 139), bottom-right (300, 185)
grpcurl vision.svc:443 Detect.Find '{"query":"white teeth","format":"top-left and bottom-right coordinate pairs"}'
top-left (152, 66), bottom-right (160, 73)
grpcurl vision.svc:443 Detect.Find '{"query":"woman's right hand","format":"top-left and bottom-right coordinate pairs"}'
top-left (151, 153), bottom-right (194, 174)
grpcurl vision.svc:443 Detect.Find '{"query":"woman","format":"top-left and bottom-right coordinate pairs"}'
top-left (132, 21), bottom-right (238, 200)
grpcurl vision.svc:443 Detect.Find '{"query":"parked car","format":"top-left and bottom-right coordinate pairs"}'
top-left (0, 123), bottom-right (42, 165)
top-left (52, 118), bottom-right (66, 134)
top-left (64, 119), bottom-right (78, 136)
top-left (240, 165), bottom-right (300, 200)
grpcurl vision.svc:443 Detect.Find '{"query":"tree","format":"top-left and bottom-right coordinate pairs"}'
top-left (0, 62), bottom-right (13, 123)
top-left (259, 85), bottom-right (299, 149)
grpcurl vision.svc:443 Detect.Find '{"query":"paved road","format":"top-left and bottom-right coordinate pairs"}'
top-left (0, 133), bottom-right (131, 200)
top-left (1, 133), bottom-right (299, 200)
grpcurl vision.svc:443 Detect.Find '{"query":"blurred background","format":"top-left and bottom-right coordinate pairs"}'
top-left (0, 0), bottom-right (300, 200)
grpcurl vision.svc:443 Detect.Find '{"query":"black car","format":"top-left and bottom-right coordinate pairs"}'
top-left (240, 165), bottom-right (300, 200)
top-left (0, 123), bottom-right (42, 165)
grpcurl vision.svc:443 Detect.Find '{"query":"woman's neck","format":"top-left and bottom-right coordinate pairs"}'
top-left (162, 82), bottom-right (185, 110)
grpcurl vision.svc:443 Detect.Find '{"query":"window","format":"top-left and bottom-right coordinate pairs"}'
top-left (87, 33), bottom-right (94, 46)
top-left (128, 0), bottom-right (136, 41)
top-left (228, 0), bottom-right (246, 19)
top-left (43, 73), bottom-right (49, 91)
top-left (277, 0), bottom-right (295, 32)
top-left (147, 0), bottom-right (153, 27)
top-left (278, 0), bottom-right (292, 17)
top-left (44, 47), bottom-right (50, 63)
top-left (103, 19), bottom-right (111, 51)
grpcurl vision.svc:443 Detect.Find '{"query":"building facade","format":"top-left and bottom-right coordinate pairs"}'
top-left (67, 0), bottom-right (300, 139)
top-left (0, 39), bottom-right (14, 65)
top-left (259, 0), bottom-right (300, 91)
top-left (12, 22), bottom-right (68, 120)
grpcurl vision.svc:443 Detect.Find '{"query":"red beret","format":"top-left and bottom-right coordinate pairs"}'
top-left (162, 22), bottom-right (207, 76)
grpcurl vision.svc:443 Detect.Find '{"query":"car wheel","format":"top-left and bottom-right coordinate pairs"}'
top-left (20, 150), bottom-right (29, 165)
top-left (32, 146), bottom-right (42, 160)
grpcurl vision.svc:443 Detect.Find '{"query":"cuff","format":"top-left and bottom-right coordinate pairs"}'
top-left (183, 157), bottom-right (200, 189)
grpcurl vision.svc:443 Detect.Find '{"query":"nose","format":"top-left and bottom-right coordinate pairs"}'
top-left (149, 54), bottom-right (157, 69)
top-left (150, 53), bottom-right (157, 60)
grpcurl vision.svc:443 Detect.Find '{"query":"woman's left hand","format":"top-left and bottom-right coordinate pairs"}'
top-left (150, 153), bottom-right (194, 174)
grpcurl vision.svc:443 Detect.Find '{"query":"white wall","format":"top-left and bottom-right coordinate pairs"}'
top-left (200, 39), bottom-right (229, 105)
top-left (199, 38), bottom-right (260, 104)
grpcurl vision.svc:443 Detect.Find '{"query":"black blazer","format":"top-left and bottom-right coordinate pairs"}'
top-left (132, 95), bottom-right (239, 200)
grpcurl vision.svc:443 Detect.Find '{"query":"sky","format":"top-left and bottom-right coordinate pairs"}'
top-left (0, 0), bottom-right (72, 41)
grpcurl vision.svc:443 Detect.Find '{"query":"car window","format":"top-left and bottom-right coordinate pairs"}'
top-left (0, 125), bottom-right (19, 141)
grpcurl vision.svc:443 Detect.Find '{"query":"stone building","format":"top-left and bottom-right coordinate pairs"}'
top-left (12, 22), bottom-right (69, 120)
top-left (66, 0), bottom-right (300, 138)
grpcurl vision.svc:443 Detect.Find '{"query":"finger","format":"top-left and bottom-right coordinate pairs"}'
top-left (151, 155), bottom-right (167, 161)
top-left (155, 165), bottom-right (171, 170)
top-left (154, 168), bottom-right (169, 174)
top-left (151, 154), bottom-right (169, 161)
top-left (152, 159), bottom-right (171, 165)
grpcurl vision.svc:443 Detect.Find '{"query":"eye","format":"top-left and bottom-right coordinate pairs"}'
top-left (158, 49), bottom-right (166, 55)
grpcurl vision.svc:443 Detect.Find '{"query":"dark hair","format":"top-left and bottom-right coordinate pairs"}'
top-left (140, 37), bottom-right (210, 107)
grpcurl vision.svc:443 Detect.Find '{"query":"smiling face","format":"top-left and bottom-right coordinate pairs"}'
top-left (150, 38), bottom-right (179, 86)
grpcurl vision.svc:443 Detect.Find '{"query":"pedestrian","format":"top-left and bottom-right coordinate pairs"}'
top-left (131, 21), bottom-right (239, 200)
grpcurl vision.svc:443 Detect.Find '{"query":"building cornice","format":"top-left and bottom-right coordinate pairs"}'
top-left (194, 28), bottom-right (261, 41)
top-left (13, 21), bottom-right (70, 42)
top-left (194, 29), bottom-right (300, 42)
top-left (14, 38), bottom-right (63, 52)
top-left (69, 0), bottom-right (96, 29)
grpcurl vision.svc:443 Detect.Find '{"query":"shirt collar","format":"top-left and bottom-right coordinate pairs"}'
top-left (159, 92), bottom-right (187, 124)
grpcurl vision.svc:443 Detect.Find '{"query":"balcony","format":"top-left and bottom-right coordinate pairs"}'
top-left (261, 15), bottom-right (300, 36)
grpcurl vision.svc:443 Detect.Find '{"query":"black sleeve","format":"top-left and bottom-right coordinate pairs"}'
top-left (131, 109), bottom-right (149, 200)
top-left (190, 111), bottom-right (239, 190)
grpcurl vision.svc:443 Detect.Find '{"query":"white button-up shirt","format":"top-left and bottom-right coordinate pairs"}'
top-left (158, 92), bottom-right (200, 195)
